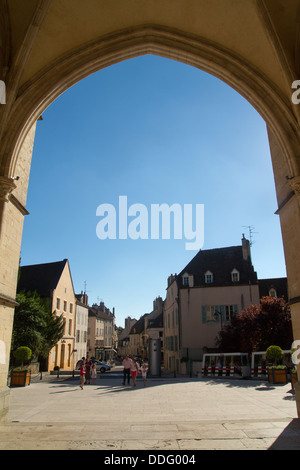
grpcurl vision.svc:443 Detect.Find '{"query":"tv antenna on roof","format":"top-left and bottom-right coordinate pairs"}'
top-left (242, 225), bottom-right (258, 247)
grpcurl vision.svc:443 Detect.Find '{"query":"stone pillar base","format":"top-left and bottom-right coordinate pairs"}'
top-left (294, 382), bottom-right (300, 419)
top-left (0, 386), bottom-right (10, 424)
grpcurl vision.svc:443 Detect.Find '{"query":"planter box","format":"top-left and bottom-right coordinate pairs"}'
top-left (268, 368), bottom-right (287, 384)
top-left (291, 372), bottom-right (298, 389)
top-left (10, 370), bottom-right (31, 387)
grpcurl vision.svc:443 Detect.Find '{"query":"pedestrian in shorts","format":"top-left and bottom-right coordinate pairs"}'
top-left (122, 355), bottom-right (132, 385)
top-left (79, 364), bottom-right (85, 389)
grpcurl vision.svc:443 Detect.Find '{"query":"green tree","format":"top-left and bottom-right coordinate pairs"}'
top-left (12, 291), bottom-right (65, 360)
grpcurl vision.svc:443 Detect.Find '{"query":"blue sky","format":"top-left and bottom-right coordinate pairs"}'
top-left (20, 55), bottom-right (286, 327)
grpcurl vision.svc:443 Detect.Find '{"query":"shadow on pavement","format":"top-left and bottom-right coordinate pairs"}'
top-left (40, 374), bottom-right (296, 400)
top-left (268, 419), bottom-right (300, 450)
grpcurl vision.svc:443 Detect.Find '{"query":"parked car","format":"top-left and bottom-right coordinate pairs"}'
top-left (75, 360), bottom-right (111, 373)
top-left (93, 361), bottom-right (111, 373)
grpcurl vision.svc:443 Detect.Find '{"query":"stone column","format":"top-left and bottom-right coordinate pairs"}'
top-left (0, 176), bottom-right (19, 423)
top-left (285, 177), bottom-right (300, 417)
top-left (0, 123), bottom-right (36, 423)
top-left (268, 128), bottom-right (300, 417)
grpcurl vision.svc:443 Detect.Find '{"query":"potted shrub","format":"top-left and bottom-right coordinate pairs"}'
top-left (266, 345), bottom-right (287, 384)
top-left (10, 346), bottom-right (32, 387)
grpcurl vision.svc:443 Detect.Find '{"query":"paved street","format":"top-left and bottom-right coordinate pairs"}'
top-left (0, 369), bottom-right (300, 451)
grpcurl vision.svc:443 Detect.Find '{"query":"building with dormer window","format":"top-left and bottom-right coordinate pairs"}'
top-left (17, 259), bottom-right (77, 371)
top-left (164, 236), bottom-right (261, 373)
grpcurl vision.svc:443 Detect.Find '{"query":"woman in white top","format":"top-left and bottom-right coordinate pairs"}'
top-left (140, 363), bottom-right (148, 387)
top-left (130, 358), bottom-right (139, 386)
top-left (91, 363), bottom-right (97, 384)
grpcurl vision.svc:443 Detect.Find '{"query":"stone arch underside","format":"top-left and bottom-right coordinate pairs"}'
top-left (3, 25), bottom-right (300, 181)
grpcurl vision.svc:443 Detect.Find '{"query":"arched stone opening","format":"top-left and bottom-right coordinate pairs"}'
top-left (1, 23), bottom-right (300, 422)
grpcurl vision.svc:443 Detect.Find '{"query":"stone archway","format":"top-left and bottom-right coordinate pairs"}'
top-left (0, 1), bottom-right (300, 422)
top-left (2, 24), bottom-right (300, 179)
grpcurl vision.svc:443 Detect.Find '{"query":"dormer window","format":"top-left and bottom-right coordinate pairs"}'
top-left (269, 288), bottom-right (277, 298)
top-left (182, 272), bottom-right (194, 287)
top-left (205, 271), bottom-right (213, 284)
top-left (231, 269), bottom-right (240, 282)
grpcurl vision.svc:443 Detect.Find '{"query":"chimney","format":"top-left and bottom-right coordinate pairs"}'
top-left (242, 234), bottom-right (251, 261)
top-left (168, 274), bottom-right (176, 287)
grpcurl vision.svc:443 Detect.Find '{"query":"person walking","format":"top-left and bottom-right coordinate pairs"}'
top-left (85, 359), bottom-right (92, 384)
top-left (122, 355), bottom-right (132, 385)
top-left (76, 357), bottom-right (86, 369)
top-left (140, 362), bottom-right (148, 387)
top-left (130, 357), bottom-right (139, 387)
top-left (79, 363), bottom-right (85, 389)
top-left (91, 363), bottom-right (97, 384)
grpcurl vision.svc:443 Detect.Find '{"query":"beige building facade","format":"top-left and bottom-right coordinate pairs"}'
top-left (117, 316), bottom-right (137, 357)
top-left (87, 302), bottom-right (116, 362)
top-left (0, 1), bottom-right (300, 421)
top-left (164, 275), bottom-right (180, 373)
top-left (128, 297), bottom-right (164, 360)
top-left (74, 292), bottom-right (89, 367)
top-left (48, 262), bottom-right (76, 371)
top-left (17, 259), bottom-right (77, 371)
top-left (164, 238), bottom-right (261, 373)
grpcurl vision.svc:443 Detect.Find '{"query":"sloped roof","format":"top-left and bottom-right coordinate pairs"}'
top-left (258, 277), bottom-right (288, 300)
top-left (88, 305), bottom-right (114, 321)
top-left (17, 259), bottom-right (68, 297)
top-left (129, 314), bottom-right (149, 335)
top-left (178, 246), bottom-right (258, 288)
top-left (129, 310), bottom-right (164, 334)
top-left (147, 312), bottom-right (163, 329)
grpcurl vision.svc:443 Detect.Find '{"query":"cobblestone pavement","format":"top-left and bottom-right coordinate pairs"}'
top-left (1, 372), bottom-right (299, 451)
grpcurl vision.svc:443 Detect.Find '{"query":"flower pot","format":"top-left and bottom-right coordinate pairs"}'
top-left (291, 372), bottom-right (298, 389)
top-left (10, 370), bottom-right (31, 387)
top-left (268, 368), bottom-right (287, 384)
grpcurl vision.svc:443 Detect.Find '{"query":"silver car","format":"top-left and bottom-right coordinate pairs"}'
top-left (93, 361), bottom-right (111, 373)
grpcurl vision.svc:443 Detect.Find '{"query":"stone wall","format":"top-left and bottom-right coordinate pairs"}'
top-left (0, 124), bottom-right (36, 422)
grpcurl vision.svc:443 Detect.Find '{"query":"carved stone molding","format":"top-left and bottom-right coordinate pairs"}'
top-left (0, 293), bottom-right (19, 308)
top-left (289, 176), bottom-right (300, 202)
top-left (0, 176), bottom-right (16, 202)
top-left (3, 23), bottom-right (298, 178)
